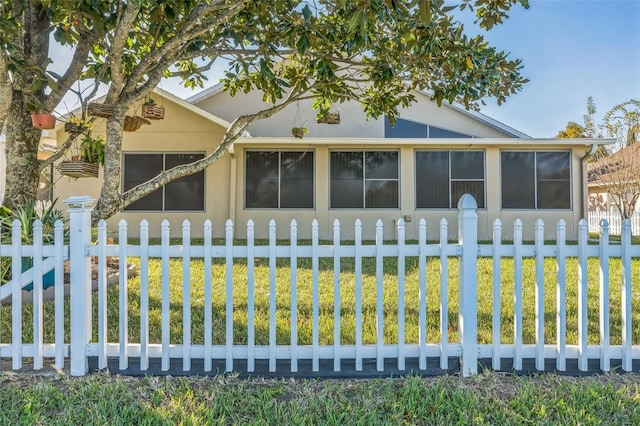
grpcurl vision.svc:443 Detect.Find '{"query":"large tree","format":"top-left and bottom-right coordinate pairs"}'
top-left (588, 99), bottom-right (640, 219)
top-left (0, 0), bottom-right (530, 220)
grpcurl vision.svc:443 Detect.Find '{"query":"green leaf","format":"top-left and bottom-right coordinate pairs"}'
top-left (418, 0), bottom-right (431, 26)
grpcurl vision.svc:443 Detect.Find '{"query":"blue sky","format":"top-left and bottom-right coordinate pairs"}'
top-left (457, 0), bottom-right (640, 137)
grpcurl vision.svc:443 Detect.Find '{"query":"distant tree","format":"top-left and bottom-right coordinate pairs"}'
top-left (556, 97), bottom-right (607, 159)
top-left (588, 99), bottom-right (640, 219)
top-left (556, 121), bottom-right (586, 138)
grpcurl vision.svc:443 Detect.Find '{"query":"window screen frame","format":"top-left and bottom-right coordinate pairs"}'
top-left (500, 150), bottom-right (573, 211)
top-left (244, 149), bottom-right (315, 210)
top-left (329, 150), bottom-right (400, 210)
top-left (122, 152), bottom-right (206, 212)
top-left (414, 150), bottom-right (486, 210)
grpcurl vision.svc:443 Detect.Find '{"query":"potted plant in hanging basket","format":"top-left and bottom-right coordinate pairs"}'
top-left (123, 115), bottom-right (150, 132)
top-left (64, 117), bottom-right (92, 138)
top-left (87, 102), bottom-right (115, 118)
top-left (141, 99), bottom-right (165, 120)
top-left (59, 133), bottom-right (105, 178)
top-left (317, 111), bottom-right (340, 124)
top-left (31, 112), bottom-right (57, 130)
top-left (291, 127), bottom-right (308, 139)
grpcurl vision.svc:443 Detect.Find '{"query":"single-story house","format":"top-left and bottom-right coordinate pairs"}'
top-left (50, 86), bottom-right (611, 241)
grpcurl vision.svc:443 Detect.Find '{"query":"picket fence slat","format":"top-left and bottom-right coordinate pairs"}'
top-left (12, 220), bottom-right (22, 370)
top-left (599, 220), bottom-right (610, 372)
top-left (54, 220), bottom-right (65, 370)
top-left (418, 219), bottom-right (427, 370)
top-left (534, 219), bottom-right (544, 371)
top-left (354, 219), bottom-right (363, 372)
top-left (203, 220), bottom-right (213, 372)
top-left (556, 220), bottom-right (567, 371)
top-left (32, 221), bottom-right (43, 370)
top-left (247, 220), bottom-right (256, 373)
top-left (492, 219), bottom-right (502, 371)
top-left (269, 220), bottom-right (277, 373)
top-left (98, 221), bottom-right (108, 370)
top-left (439, 219), bottom-right (448, 370)
top-left (182, 220), bottom-right (191, 372)
top-left (397, 219), bottom-right (406, 371)
top-left (376, 220), bottom-right (384, 372)
top-left (578, 219), bottom-right (588, 372)
top-left (140, 220), bottom-right (150, 371)
top-left (118, 220), bottom-right (128, 371)
top-left (224, 220), bottom-right (233, 372)
top-left (333, 219), bottom-right (341, 372)
top-left (621, 220), bottom-right (633, 371)
top-left (311, 220), bottom-right (320, 372)
top-left (513, 219), bottom-right (523, 371)
top-left (161, 220), bottom-right (171, 371)
top-left (290, 219), bottom-right (298, 373)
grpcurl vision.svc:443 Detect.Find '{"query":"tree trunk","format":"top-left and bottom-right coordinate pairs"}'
top-left (2, 1), bottom-right (51, 210)
top-left (92, 114), bottom-right (126, 223)
top-left (3, 92), bottom-right (42, 209)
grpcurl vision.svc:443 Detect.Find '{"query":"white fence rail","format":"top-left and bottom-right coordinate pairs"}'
top-left (1, 195), bottom-right (639, 377)
top-left (588, 211), bottom-right (640, 236)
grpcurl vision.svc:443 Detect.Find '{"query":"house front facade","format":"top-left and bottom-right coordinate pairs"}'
top-left (51, 87), bottom-right (611, 241)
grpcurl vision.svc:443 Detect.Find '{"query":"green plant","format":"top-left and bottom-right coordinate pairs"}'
top-left (0, 200), bottom-right (69, 284)
top-left (291, 127), bottom-right (308, 138)
top-left (80, 133), bottom-right (106, 165)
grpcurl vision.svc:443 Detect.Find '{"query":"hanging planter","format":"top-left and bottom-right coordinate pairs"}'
top-left (59, 161), bottom-right (99, 178)
top-left (123, 115), bottom-right (149, 132)
top-left (141, 100), bottom-right (165, 120)
top-left (31, 113), bottom-right (56, 130)
top-left (317, 111), bottom-right (340, 125)
top-left (291, 127), bottom-right (308, 139)
top-left (87, 102), bottom-right (115, 118)
top-left (59, 133), bottom-right (104, 179)
top-left (64, 121), bottom-right (91, 138)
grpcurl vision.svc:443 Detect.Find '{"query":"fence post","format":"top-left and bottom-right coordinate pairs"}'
top-left (65, 196), bottom-right (95, 376)
top-left (457, 194), bottom-right (478, 377)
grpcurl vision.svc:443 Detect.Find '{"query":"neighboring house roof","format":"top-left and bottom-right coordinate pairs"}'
top-left (588, 143), bottom-right (640, 185)
top-left (187, 82), bottom-right (530, 139)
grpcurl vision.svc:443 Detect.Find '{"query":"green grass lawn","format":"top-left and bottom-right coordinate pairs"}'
top-left (1, 372), bottom-right (639, 424)
top-left (2, 251), bottom-right (639, 348)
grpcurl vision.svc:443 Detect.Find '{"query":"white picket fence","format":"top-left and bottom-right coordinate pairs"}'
top-left (1, 195), bottom-right (639, 377)
top-left (588, 210), bottom-right (640, 236)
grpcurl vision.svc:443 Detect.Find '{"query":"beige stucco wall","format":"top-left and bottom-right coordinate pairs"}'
top-left (52, 95), bottom-right (230, 238)
top-left (194, 89), bottom-right (512, 139)
top-left (231, 140), bottom-right (588, 241)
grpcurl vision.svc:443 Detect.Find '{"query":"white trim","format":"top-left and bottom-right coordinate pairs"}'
top-left (234, 137), bottom-right (613, 147)
top-left (186, 82), bottom-right (226, 104)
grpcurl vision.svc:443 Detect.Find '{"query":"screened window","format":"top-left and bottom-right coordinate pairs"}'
top-left (501, 151), bottom-right (571, 209)
top-left (330, 151), bottom-right (399, 209)
top-left (415, 151), bottom-right (485, 209)
top-left (123, 153), bottom-right (205, 211)
top-left (245, 151), bottom-right (314, 209)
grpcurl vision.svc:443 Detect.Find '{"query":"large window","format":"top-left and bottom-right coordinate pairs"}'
top-left (330, 151), bottom-right (399, 209)
top-left (415, 151), bottom-right (485, 209)
top-left (123, 153), bottom-right (205, 211)
top-left (501, 151), bottom-right (571, 210)
top-left (245, 151), bottom-right (314, 209)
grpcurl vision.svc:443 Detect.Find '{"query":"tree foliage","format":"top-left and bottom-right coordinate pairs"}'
top-left (0, 0), bottom-right (530, 219)
top-left (588, 99), bottom-right (640, 219)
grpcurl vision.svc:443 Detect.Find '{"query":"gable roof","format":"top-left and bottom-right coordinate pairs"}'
top-left (56, 87), bottom-right (235, 132)
top-left (187, 82), bottom-right (529, 138)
